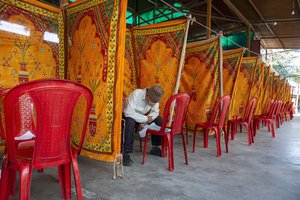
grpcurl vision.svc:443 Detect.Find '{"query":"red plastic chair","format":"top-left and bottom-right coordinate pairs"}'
top-left (142, 93), bottom-right (190, 171)
top-left (227, 98), bottom-right (256, 146)
top-left (281, 101), bottom-right (290, 122)
top-left (287, 102), bottom-right (294, 120)
top-left (193, 95), bottom-right (231, 157)
top-left (253, 100), bottom-right (279, 138)
top-left (0, 79), bottom-right (93, 200)
top-left (274, 101), bottom-right (283, 128)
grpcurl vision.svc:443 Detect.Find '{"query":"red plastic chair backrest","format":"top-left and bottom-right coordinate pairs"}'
top-left (275, 101), bottom-right (283, 116)
top-left (267, 100), bottom-right (278, 119)
top-left (263, 99), bottom-right (274, 115)
top-left (209, 95), bottom-right (231, 127)
top-left (243, 98), bottom-right (257, 123)
top-left (160, 93), bottom-right (190, 135)
top-left (287, 101), bottom-right (294, 112)
top-left (4, 79), bottom-right (93, 169)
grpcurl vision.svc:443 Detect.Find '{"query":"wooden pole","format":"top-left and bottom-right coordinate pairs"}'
top-left (219, 32), bottom-right (223, 98)
top-left (168, 15), bottom-right (191, 125)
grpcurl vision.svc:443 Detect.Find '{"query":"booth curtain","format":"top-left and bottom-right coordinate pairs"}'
top-left (67, 0), bottom-right (126, 161)
top-left (260, 66), bottom-right (272, 114)
top-left (222, 48), bottom-right (244, 119)
top-left (249, 63), bottom-right (265, 114)
top-left (180, 37), bottom-right (220, 127)
top-left (273, 75), bottom-right (280, 100)
top-left (230, 56), bottom-right (258, 118)
top-left (123, 29), bottom-right (137, 98)
top-left (132, 19), bottom-right (187, 115)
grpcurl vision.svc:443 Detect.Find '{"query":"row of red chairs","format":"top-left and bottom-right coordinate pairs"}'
top-left (142, 93), bottom-right (294, 172)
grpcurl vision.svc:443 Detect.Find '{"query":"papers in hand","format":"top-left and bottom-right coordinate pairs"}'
top-left (138, 123), bottom-right (171, 138)
top-left (14, 130), bottom-right (35, 140)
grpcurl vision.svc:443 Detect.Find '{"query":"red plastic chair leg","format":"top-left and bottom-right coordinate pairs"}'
top-left (203, 129), bottom-right (209, 148)
top-left (19, 165), bottom-right (32, 200)
top-left (60, 164), bottom-right (71, 200)
top-left (245, 124), bottom-right (252, 146)
top-left (181, 133), bottom-right (188, 165)
top-left (71, 154), bottom-right (83, 200)
top-left (223, 127), bottom-right (228, 153)
top-left (214, 128), bottom-right (221, 157)
top-left (0, 163), bottom-right (10, 200)
top-left (142, 133), bottom-right (149, 165)
top-left (270, 120), bottom-right (276, 138)
top-left (165, 134), bottom-right (174, 171)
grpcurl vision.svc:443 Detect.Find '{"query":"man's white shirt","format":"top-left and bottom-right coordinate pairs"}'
top-left (123, 88), bottom-right (159, 124)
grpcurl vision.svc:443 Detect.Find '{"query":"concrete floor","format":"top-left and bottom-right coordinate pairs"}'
top-left (7, 116), bottom-right (300, 200)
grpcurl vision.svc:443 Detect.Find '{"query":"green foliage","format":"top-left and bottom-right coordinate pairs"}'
top-left (270, 50), bottom-right (300, 81)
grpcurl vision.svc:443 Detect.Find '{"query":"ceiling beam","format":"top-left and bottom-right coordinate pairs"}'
top-left (260, 35), bottom-right (300, 39)
top-left (222, 0), bottom-right (268, 48)
top-left (222, 0), bottom-right (255, 30)
top-left (248, 0), bottom-right (285, 48)
top-left (251, 18), bottom-right (300, 24)
top-left (212, 5), bottom-right (225, 17)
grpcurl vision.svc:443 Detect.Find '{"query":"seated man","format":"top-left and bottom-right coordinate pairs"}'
top-left (122, 84), bottom-right (164, 166)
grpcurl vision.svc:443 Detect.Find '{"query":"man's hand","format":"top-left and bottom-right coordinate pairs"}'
top-left (137, 124), bottom-right (145, 131)
top-left (147, 116), bottom-right (153, 124)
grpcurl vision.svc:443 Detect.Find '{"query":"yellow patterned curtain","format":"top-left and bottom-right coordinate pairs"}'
top-left (223, 48), bottom-right (243, 119)
top-left (273, 75), bottom-right (280, 100)
top-left (132, 19), bottom-right (187, 115)
top-left (123, 29), bottom-right (137, 99)
top-left (230, 57), bottom-right (258, 118)
top-left (180, 37), bottom-right (220, 127)
top-left (0, 0), bottom-right (64, 152)
top-left (249, 63), bottom-right (265, 115)
top-left (279, 78), bottom-right (286, 101)
top-left (0, 0), bottom-right (64, 87)
top-left (67, 0), bottom-right (127, 162)
top-left (260, 66), bottom-right (272, 114)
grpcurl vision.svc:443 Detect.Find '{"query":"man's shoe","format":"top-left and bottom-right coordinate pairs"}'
top-left (123, 154), bottom-right (134, 166)
top-left (149, 146), bottom-right (161, 157)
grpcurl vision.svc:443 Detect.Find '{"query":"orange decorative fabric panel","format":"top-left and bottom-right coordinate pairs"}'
top-left (132, 19), bottom-right (187, 115)
top-left (273, 76), bottom-right (280, 100)
top-left (67, 0), bottom-right (126, 161)
top-left (250, 63), bottom-right (265, 114)
top-left (123, 29), bottom-right (137, 98)
top-left (180, 37), bottom-right (220, 126)
top-left (260, 66), bottom-right (272, 114)
top-left (0, 0), bottom-right (64, 88)
top-left (230, 57), bottom-right (258, 118)
top-left (222, 48), bottom-right (243, 119)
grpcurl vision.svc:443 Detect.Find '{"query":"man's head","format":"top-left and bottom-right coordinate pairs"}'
top-left (146, 84), bottom-right (164, 106)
